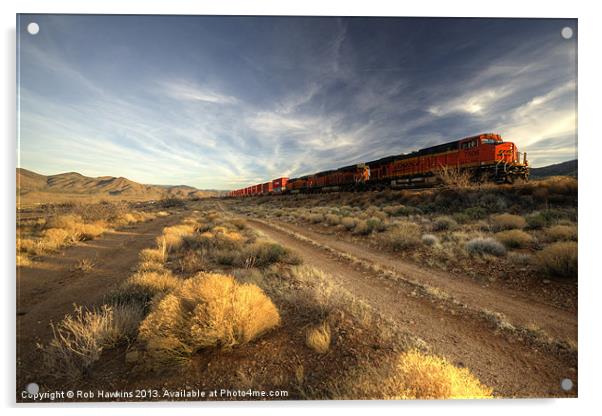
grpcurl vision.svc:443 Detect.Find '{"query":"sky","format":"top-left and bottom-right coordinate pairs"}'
top-left (17, 15), bottom-right (577, 189)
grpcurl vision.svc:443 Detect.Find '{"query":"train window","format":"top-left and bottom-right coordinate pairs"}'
top-left (482, 139), bottom-right (497, 144)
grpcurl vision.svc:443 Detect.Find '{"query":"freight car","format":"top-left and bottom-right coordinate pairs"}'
top-left (227, 133), bottom-right (528, 197)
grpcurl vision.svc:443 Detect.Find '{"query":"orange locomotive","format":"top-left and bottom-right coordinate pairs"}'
top-left (227, 133), bottom-right (528, 196)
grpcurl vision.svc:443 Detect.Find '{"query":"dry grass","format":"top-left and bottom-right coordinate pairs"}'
top-left (421, 234), bottom-right (439, 246)
top-left (139, 247), bottom-right (166, 264)
top-left (437, 166), bottom-right (472, 188)
top-left (494, 229), bottom-right (534, 248)
top-left (537, 241), bottom-right (578, 279)
top-left (325, 214), bottom-right (341, 226)
top-left (431, 216), bottom-right (458, 231)
top-left (341, 216), bottom-right (356, 230)
top-left (465, 237), bottom-right (507, 257)
top-left (72, 258), bottom-right (95, 272)
top-left (138, 273), bottom-right (280, 363)
top-left (162, 224), bottom-right (196, 252)
top-left (545, 224), bottom-right (577, 242)
top-left (305, 321), bottom-right (331, 354)
top-left (118, 270), bottom-right (181, 303)
top-left (352, 219), bottom-right (370, 235)
top-left (41, 304), bottom-right (144, 378)
top-left (333, 349), bottom-right (492, 399)
top-left (17, 205), bottom-right (160, 265)
top-left (389, 350), bottom-right (493, 399)
top-left (490, 213), bottom-right (527, 231)
top-left (379, 222), bottom-right (421, 250)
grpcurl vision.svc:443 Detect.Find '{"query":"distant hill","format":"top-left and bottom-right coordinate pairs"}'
top-left (16, 168), bottom-right (217, 205)
top-left (530, 159), bottom-right (577, 178)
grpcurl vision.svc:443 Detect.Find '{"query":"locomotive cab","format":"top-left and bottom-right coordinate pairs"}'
top-left (467, 133), bottom-right (529, 183)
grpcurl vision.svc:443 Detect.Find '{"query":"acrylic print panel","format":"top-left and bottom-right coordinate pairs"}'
top-left (16, 14), bottom-right (577, 402)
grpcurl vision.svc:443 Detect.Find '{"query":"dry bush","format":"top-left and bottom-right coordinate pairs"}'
top-left (391, 350), bottom-right (493, 399)
top-left (78, 222), bottom-right (107, 240)
top-left (494, 229), bottom-right (534, 248)
top-left (305, 321), bottom-right (331, 354)
top-left (178, 250), bottom-right (208, 274)
top-left (44, 214), bottom-right (84, 230)
top-left (308, 213), bottom-right (324, 224)
top-left (341, 216), bottom-right (357, 230)
top-left (41, 228), bottom-right (72, 250)
top-left (17, 254), bottom-right (32, 267)
top-left (139, 246), bottom-right (166, 264)
top-left (537, 241), bottom-right (577, 279)
top-left (421, 234), bottom-right (439, 246)
top-left (114, 270), bottom-right (181, 306)
top-left (230, 218), bottom-right (247, 230)
top-left (242, 242), bottom-right (301, 268)
top-left (545, 225), bottom-right (577, 242)
top-left (333, 350), bottom-right (492, 399)
top-left (73, 258), bottom-right (95, 272)
top-left (17, 238), bottom-right (38, 254)
top-left (367, 216), bottom-right (386, 232)
top-left (42, 304), bottom-right (144, 378)
top-left (325, 214), bottom-right (342, 226)
top-left (353, 220), bottom-right (370, 235)
top-left (438, 166), bottom-right (472, 188)
top-left (379, 222), bottom-right (421, 250)
top-left (162, 224), bottom-right (196, 252)
top-left (545, 176), bottom-right (578, 195)
top-left (138, 273), bottom-right (280, 363)
top-left (431, 216), bottom-right (458, 232)
top-left (490, 213), bottom-right (526, 231)
top-left (465, 237), bottom-right (506, 257)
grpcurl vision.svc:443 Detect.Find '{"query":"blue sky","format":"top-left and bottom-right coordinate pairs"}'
top-left (17, 15), bottom-right (577, 189)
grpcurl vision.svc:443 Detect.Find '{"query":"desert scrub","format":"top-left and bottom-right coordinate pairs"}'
top-left (393, 350), bottom-right (493, 399)
top-left (341, 216), bottom-right (357, 231)
top-left (308, 213), bottom-right (324, 224)
top-left (162, 223), bottom-right (197, 252)
top-left (325, 214), bottom-right (342, 226)
top-left (494, 229), bottom-right (534, 248)
top-left (138, 273), bottom-right (280, 363)
top-left (421, 234), bottom-right (439, 246)
top-left (525, 212), bottom-right (547, 229)
top-left (536, 241), bottom-right (577, 279)
top-left (379, 222), bottom-right (421, 251)
top-left (490, 213), bottom-right (526, 231)
top-left (367, 216), bottom-right (386, 232)
top-left (139, 245), bottom-right (166, 264)
top-left (431, 216), bottom-right (458, 232)
top-left (544, 224), bottom-right (577, 242)
top-left (333, 349), bottom-right (492, 399)
top-left (465, 237), bottom-right (506, 257)
top-left (112, 270), bottom-right (181, 307)
top-left (305, 321), bottom-right (331, 354)
top-left (42, 304), bottom-right (144, 378)
top-left (243, 242), bottom-right (301, 268)
top-left (353, 219), bottom-right (371, 235)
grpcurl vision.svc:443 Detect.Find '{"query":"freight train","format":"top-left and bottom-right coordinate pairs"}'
top-left (227, 133), bottom-right (529, 197)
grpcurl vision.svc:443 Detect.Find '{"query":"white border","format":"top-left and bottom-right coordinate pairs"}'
top-left (2, 1), bottom-right (600, 415)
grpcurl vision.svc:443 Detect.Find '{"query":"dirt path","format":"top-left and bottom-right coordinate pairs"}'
top-left (253, 220), bottom-right (577, 346)
top-left (245, 218), bottom-right (577, 398)
top-left (16, 212), bottom-right (184, 388)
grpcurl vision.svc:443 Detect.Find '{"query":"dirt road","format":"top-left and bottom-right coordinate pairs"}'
top-left (255, 220), bottom-right (577, 345)
top-left (16, 213), bottom-right (184, 389)
top-left (245, 218), bottom-right (577, 398)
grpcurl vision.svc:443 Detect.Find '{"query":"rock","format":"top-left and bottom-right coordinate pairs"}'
top-left (543, 279), bottom-right (551, 284)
